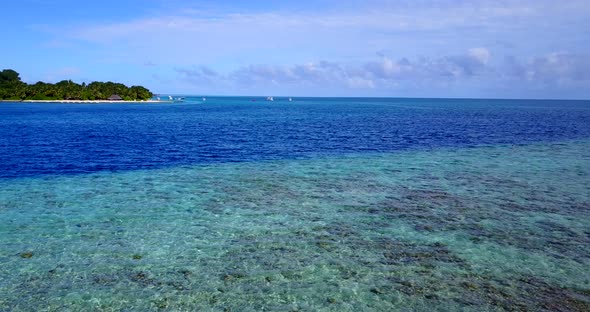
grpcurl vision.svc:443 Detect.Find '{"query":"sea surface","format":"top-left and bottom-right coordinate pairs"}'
top-left (0, 97), bottom-right (589, 311)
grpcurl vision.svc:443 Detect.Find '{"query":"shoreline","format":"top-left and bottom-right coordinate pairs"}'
top-left (1, 100), bottom-right (171, 104)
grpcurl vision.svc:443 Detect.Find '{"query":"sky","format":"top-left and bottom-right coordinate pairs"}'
top-left (1, 0), bottom-right (589, 99)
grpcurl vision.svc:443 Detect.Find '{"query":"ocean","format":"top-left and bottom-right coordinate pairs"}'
top-left (0, 97), bottom-right (589, 311)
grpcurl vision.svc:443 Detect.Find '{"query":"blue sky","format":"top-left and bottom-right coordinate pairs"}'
top-left (1, 0), bottom-right (589, 99)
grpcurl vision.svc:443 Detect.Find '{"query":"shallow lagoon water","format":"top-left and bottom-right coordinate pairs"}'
top-left (1, 139), bottom-right (589, 311)
top-left (1, 98), bottom-right (590, 311)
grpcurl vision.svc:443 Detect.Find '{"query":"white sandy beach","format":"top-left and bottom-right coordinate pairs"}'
top-left (0, 100), bottom-right (171, 103)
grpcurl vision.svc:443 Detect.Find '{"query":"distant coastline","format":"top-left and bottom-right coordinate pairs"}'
top-left (1, 99), bottom-right (167, 104)
top-left (1, 69), bottom-right (154, 102)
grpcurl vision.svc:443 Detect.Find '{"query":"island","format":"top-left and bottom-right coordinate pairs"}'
top-left (0, 69), bottom-right (154, 102)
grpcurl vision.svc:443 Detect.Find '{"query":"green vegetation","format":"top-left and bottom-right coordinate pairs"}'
top-left (0, 69), bottom-right (153, 101)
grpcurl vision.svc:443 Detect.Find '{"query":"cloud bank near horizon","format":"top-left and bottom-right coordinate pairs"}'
top-left (174, 50), bottom-right (590, 98)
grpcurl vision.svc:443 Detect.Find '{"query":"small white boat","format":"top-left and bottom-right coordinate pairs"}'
top-left (266, 96), bottom-right (274, 101)
top-left (288, 98), bottom-right (293, 102)
top-left (202, 97), bottom-right (206, 101)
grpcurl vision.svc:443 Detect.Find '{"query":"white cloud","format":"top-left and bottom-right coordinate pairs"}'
top-left (506, 52), bottom-right (590, 83)
top-left (347, 77), bottom-right (375, 89)
top-left (175, 66), bottom-right (219, 84)
top-left (468, 48), bottom-right (491, 65)
top-left (171, 49), bottom-right (589, 98)
top-left (176, 48), bottom-right (494, 89)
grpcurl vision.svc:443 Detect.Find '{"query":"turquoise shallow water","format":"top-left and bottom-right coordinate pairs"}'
top-left (1, 139), bottom-right (589, 311)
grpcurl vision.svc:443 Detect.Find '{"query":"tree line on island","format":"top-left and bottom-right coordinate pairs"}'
top-left (0, 69), bottom-right (153, 101)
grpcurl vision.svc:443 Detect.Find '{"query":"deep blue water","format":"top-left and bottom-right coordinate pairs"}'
top-left (1, 97), bottom-right (589, 178)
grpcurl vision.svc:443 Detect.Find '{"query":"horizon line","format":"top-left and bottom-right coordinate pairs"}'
top-left (150, 94), bottom-right (590, 102)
